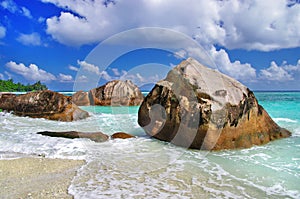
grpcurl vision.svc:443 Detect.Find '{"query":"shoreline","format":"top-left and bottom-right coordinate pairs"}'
top-left (0, 157), bottom-right (85, 198)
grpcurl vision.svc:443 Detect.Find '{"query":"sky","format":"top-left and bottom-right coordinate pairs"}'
top-left (0, 0), bottom-right (299, 91)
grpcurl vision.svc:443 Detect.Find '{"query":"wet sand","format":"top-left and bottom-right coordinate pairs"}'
top-left (0, 157), bottom-right (85, 199)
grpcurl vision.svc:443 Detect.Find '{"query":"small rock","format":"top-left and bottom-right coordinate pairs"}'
top-left (111, 132), bottom-right (135, 139)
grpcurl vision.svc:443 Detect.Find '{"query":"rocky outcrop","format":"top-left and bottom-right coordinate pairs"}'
top-left (89, 80), bottom-right (144, 106)
top-left (37, 131), bottom-right (134, 141)
top-left (72, 91), bottom-right (90, 106)
top-left (111, 132), bottom-right (135, 139)
top-left (0, 90), bottom-right (89, 121)
top-left (138, 58), bottom-right (291, 150)
top-left (37, 131), bottom-right (109, 142)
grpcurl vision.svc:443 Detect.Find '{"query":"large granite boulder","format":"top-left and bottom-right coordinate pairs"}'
top-left (89, 80), bottom-right (144, 106)
top-left (0, 90), bottom-right (89, 121)
top-left (138, 58), bottom-right (291, 150)
top-left (72, 91), bottom-right (90, 106)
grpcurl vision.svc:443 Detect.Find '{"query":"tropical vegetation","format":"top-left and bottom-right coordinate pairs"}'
top-left (0, 79), bottom-right (48, 92)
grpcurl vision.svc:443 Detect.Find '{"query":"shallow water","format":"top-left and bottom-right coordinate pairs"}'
top-left (0, 91), bottom-right (299, 198)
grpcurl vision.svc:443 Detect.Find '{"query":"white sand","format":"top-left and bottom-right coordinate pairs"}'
top-left (0, 157), bottom-right (85, 199)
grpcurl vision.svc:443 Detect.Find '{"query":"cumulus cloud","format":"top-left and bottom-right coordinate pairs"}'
top-left (77, 75), bottom-right (88, 82)
top-left (69, 65), bottom-right (79, 71)
top-left (43, 0), bottom-right (300, 51)
top-left (21, 7), bottom-right (32, 19)
top-left (5, 61), bottom-right (56, 82)
top-left (0, 0), bottom-right (18, 13)
top-left (111, 68), bottom-right (120, 76)
top-left (175, 46), bottom-right (257, 82)
top-left (208, 46), bottom-right (257, 81)
top-left (58, 73), bottom-right (73, 82)
top-left (77, 60), bottom-right (101, 75)
top-left (259, 60), bottom-right (300, 81)
top-left (17, 32), bottom-right (41, 46)
top-left (77, 60), bottom-right (113, 81)
top-left (1, 0), bottom-right (32, 18)
top-left (0, 26), bottom-right (6, 38)
top-left (0, 73), bottom-right (4, 79)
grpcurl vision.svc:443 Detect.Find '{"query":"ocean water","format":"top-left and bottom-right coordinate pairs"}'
top-left (0, 91), bottom-right (299, 198)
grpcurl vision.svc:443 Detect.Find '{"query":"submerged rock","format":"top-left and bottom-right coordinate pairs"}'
top-left (37, 131), bottom-right (109, 142)
top-left (138, 57), bottom-right (291, 150)
top-left (89, 80), bottom-right (144, 106)
top-left (0, 90), bottom-right (89, 121)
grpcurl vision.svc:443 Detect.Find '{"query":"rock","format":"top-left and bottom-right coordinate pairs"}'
top-left (89, 80), bottom-right (144, 106)
top-left (37, 131), bottom-right (109, 142)
top-left (138, 57), bottom-right (291, 150)
top-left (72, 91), bottom-right (90, 106)
top-left (0, 93), bottom-right (17, 110)
top-left (0, 90), bottom-right (89, 121)
top-left (111, 132), bottom-right (135, 139)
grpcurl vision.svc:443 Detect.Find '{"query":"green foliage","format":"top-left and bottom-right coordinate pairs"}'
top-left (0, 79), bottom-right (48, 92)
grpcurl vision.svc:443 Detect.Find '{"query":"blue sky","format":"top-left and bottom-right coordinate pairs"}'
top-left (0, 0), bottom-right (299, 91)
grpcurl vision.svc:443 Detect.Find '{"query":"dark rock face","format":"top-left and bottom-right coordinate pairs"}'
top-left (89, 80), bottom-right (144, 106)
top-left (138, 58), bottom-right (291, 150)
top-left (72, 91), bottom-right (90, 106)
top-left (111, 132), bottom-right (135, 139)
top-left (37, 131), bottom-right (109, 142)
top-left (0, 90), bottom-right (89, 121)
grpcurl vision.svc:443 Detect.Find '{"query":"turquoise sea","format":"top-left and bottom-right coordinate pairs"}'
top-left (0, 91), bottom-right (299, 198)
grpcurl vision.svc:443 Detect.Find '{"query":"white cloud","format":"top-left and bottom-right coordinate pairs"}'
top-left (4, 71), bottom-right (12, 79)
top-left (77, 75), bottom-right (88, 82)
top-left (17, 32), bottom-right (41, 46)
top-left (1, 0), bottom-right (32, 18)
top-left (69, 65), bottom-right (79, 71)
top-left (176, 46), bottom-right (257, 82)
top-left (43, 0), bottom-right (300, 51)
top-left (100, 71), bottom-right (112, 81)
top-left (5, 61), bottom-right (56, 82)
top-left (259, 60), bottom-right (300, 81)
top-left (21, 7), bottom-right (32, 19)
top-left (208, 46), bottom-right (257, 81)
top-left (0, 73), bottom-right (4, 79)
top-left (58, 73), bottom-right (73, 82)
top-left (283, 59), bottom-right (300, 72)
top-left (111, 68), bottom-right (120, 76)
top-left (259, 61), bottom-right (294, 81)
top-left (77, 60), bottom-right (101, 75)
top-left (0, 26), bottom-right (6, 38)
top-left (38, 17), bottom-right (46, 23)
top-left (0, 0), bottom-right (18, 13)
top-left (77, 60), bottom-right (113, 81)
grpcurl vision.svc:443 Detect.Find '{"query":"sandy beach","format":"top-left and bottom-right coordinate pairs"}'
top-left (0, 157), bottom-right (85, 199)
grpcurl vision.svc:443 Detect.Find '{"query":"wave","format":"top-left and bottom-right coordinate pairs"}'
top-left (273, 118), bottom-right (297, 123)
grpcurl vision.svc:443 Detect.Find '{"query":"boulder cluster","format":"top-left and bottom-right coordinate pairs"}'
top-left (0, 58), bottom-right (291, 150)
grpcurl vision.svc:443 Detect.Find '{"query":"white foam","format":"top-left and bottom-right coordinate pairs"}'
top-left (1, 106), bottom-right (300, 198)
top-left (273, 118), bottom-right (297, 123)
